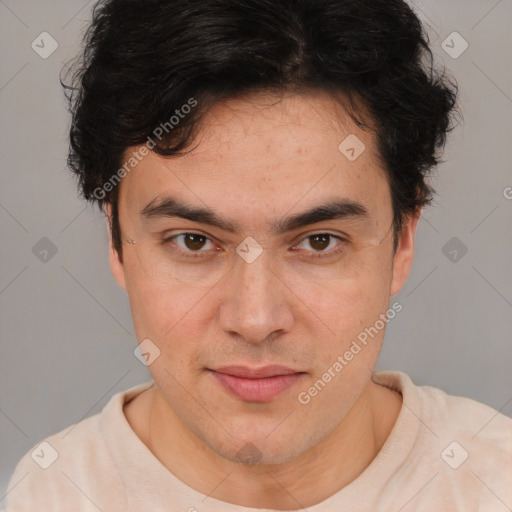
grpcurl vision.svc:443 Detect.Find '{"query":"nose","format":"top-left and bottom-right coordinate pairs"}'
top-left (218, 248), bottom-right (294, 344)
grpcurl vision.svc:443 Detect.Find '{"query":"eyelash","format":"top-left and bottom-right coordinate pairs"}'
top-left (162, 232), bottom-right (347, 260)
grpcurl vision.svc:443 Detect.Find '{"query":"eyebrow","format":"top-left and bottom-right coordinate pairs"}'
top-left (141, 196), bottom-right (370, 234)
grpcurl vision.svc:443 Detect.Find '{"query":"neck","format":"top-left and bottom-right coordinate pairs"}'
top-left (134, 379), bottom-right (402, 509)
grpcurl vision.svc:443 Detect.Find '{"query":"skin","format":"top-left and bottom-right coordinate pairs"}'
top-left (109, 90), bottom-right (420, 509)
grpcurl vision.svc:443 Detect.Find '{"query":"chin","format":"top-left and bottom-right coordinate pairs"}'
top-left (202, 428), bottom-right (314, 467)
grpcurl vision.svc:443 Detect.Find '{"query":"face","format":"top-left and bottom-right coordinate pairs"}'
top-left (110, 90), bottom-right (417, 465)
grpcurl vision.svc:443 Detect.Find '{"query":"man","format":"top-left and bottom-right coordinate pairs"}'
top-left (6, 0), bottom-right (511, 510)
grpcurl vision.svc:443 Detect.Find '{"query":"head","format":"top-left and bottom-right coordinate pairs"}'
top-left (63, 0), bottom-right (459, 464)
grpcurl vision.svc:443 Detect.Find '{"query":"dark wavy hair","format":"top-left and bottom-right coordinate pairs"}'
top-left (62, 0), bottom-right (460, 257)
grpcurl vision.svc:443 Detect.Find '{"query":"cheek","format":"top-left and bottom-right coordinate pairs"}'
top-left (289, 258), bottom-right (392, 373)
top-left (125, 272), bottom-right (207, 386)
top-left (291, 263), bottom-right (391, 327)
top-left (123, 258), bottom-right (208, 342)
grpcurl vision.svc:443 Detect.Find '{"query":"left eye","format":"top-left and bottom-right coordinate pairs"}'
top-left (294, 234), bottom-right (341, 253)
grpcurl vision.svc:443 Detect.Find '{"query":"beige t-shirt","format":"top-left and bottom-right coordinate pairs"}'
top-left (5, 371), bottom-right (512, 511)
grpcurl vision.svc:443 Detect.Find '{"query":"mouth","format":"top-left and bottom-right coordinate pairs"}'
top-left (208, 365), bottom-right (306, 403)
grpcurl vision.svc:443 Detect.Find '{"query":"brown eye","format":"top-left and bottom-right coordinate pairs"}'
top-left (308, 234), bottom-right (331, 251)
top-left (183, 233), bottom-right (207, 251)
top-left (170, 233), bottom-right (214, 253)
top-left (292, 233), bottom-right (345, 260)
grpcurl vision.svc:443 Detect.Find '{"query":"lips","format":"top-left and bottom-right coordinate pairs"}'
top-left (209, 365), bottom-right (305, 402)
top-left (213, 365), bottom-right (299, 378)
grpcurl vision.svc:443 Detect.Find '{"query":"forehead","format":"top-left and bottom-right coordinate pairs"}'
top-left (119, 90), bottom-right (392, 225)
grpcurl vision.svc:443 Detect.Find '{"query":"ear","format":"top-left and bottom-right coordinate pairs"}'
top-left (104, 203), bottom-right (127, 291)
top-left (390, 210), bottom-right (421, 296)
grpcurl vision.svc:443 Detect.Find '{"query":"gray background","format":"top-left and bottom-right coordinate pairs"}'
top-left (1, 0), bottom-right (511, 503)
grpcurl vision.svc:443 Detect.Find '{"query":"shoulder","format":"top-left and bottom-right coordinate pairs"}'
top-left (380, 371), bottom-right (512, 509)
top-left (416, 378), bottom-right (512, 453)
top-left (5, 414), bottom-right (120, 511)
top-left (5, 382), bottom-right (152, 512)
top-left (377, 370), bottom-right (512, 450)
